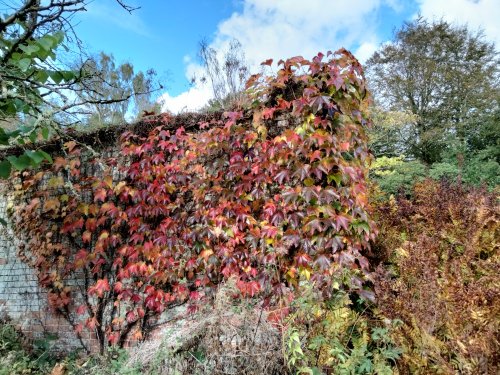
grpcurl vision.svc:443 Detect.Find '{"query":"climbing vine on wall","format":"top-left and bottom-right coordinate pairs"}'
top-left (10, 49), bottom-right (375, 352)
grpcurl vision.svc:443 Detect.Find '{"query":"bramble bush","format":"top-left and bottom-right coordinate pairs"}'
top-left (10, 49), bottom-right (376, 353)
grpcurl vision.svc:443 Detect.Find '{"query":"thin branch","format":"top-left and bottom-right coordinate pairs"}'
top-left (116, 0), bottom-right (140, 14)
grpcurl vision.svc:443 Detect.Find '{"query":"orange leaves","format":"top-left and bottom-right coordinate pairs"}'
top-left (94, 188), bottom-right (107, 202)
top-left (89, 278), bottom-right (110, 298)
top-left (339, 141), bottom-right (350, 151)
top-left (53, 157), bottom-right (67, 171)
top-left (200, 249), bottom-right (214, 262)
top-left (103, 175), bottom-right (113, 189)
top-left (82, 231), bottom-right (92, 244)
top-left (64, 140), bottom-right (77, 152)
top-left (74, 249), bottom-right (88, 268)
top-left (85, 217), bottom-right (96, 231)
top-left (262, 107), bottom-right (276, 120)
top-left (261, 58), bottom-right (273, 66)
top-left (237, 280), bottom-right (261, 297)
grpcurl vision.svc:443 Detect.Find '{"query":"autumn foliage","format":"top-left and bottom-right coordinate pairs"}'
top-left (372, 181), bottom-right (499, 374)
top-left (10, 49), bottom-right (375, 352)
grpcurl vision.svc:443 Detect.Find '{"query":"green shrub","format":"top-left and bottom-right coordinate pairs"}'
top-left (372, 153), bottom-right (499, 197)
top-left (462, 155), bottom-right (500, 187)
top-left (64, 347), bottom-right (141, 375)
top-left (370, 156), bottom-right (427, 196)
top-left (428, 162), bottom-right (460, 181)
top-left (0, 320), bottom-right (57, 375)
top-left (284, 275), bottom-right (401, 375)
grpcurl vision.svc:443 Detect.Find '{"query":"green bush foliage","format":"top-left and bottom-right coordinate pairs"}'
top-left (369, 156), bottom-right (427, 196)
top-left (0, 320), bottom-right (59, 375)
top-left (284, 276), bottom-right (401, 375)
top-left (371, 154), bottom-right (499, 196)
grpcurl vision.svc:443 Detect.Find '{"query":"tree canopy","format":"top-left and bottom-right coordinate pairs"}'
top-left (0, 1), bottom-right (160, 178)
top-left (366, 17), bottom-right (500, 164)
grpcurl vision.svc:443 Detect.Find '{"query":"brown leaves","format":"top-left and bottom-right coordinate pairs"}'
top-left (373, 181), bottom-right (499, 373)
top-left (43, 198), bottom-right (60, 212)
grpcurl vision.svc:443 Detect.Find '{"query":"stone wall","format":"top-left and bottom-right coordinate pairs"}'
top-left (0, 186), bottom-right (84, 350)
top-left (0, 114), bottom-right (215, 352)
top-left (0, 112), bottom-right (292, 352)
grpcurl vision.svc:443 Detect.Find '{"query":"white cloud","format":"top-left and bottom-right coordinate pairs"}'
top-left (214, 0), bottom-right (390, 66)
top-left (417, 0), bottom-right (500, 47)
top-left (158, 85), bottom-right (212, 114)
top-left (354, 42), bottom-right (379, 64)
top-left (162, 0), bottom-right (400, 113)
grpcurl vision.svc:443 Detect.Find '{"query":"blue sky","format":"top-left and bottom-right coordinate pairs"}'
top-left (73, 0), bottom-right (500, 112)
top-left (74, 0), bottom-right (241, 96)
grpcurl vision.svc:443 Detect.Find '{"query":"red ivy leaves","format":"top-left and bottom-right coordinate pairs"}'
top-left (11, 49), bottom-right (375, 350)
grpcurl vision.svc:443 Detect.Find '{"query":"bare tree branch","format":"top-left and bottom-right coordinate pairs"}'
top-left (116, 0), bottom-right (140, 14)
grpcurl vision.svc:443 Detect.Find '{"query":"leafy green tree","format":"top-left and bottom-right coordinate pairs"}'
top-left (0, 0), bottom-right (146, 177)
top-left (0, 2), bottom-right (74, 176)
top-left (368, 108), bottom-right (417, 158)
top-left (370, 156), bottom-right (427, 196)
top-left (366, 17), bottom-right (500, 164)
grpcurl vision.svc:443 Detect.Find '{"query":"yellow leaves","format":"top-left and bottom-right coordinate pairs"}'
top-left (99, 231), bottom-right (109, 241)
top-left (256, 125), bottom-right (267, 140)
top-left (395, 247), bottom-right (409, 259)
top-left (211, 226), bottom-right (223, 238)
top-left (456, 340), bottom-right (468, 354)
top-left (224, 227), bottom-right (234, 238)
top-left (78, 203), bottom-right (89, 216)
top-left (48, 176), bottom-right (64, 188)
top-left (113, 181), bottom-right (127, 194)
top-left (303, 177), bottom-right (314, 187)
top-left (470, 308), bottom-right (488, 326)
top-left (287, 266), bottom-right (298, 279)
top-left (104, 175), bottom-right (113, 189)
top-left (53, 280), bottom-right (64, 289)
top-left (299, 267), bottom-right (311, 280)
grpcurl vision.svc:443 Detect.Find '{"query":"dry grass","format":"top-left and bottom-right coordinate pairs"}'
top-left (126, 279), bottom-right (285, 374)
